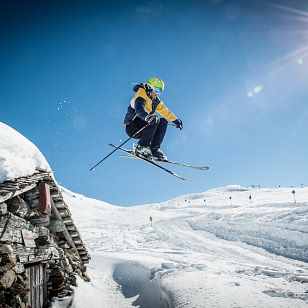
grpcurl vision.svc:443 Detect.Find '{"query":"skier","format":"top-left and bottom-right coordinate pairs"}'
top-left (124, 77), bottom-right (183, 161)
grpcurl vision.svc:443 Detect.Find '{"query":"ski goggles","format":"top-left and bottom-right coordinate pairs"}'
top-left (153, 87), bottom-right (163, 95)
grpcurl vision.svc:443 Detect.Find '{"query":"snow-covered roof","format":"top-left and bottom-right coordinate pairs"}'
top-left (0, 122), bottom-right (51, 183)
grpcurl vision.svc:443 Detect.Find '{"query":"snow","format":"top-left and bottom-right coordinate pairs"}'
top-left (0, 122), bottom-right (51, 183)
top-left (61, 186), bottom-right (308, 308)
top-left (1, 121), bottom-right (307, 307)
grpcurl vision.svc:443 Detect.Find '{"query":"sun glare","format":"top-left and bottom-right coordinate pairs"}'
top-left (243, 0), bottom-right (308, 94)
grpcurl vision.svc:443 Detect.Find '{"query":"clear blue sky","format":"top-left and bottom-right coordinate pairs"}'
top-left (1, 0), bottom-right (308, 206)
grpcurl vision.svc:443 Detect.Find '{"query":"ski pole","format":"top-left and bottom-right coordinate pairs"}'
top-left (89, 123), bottom-right (150, 171)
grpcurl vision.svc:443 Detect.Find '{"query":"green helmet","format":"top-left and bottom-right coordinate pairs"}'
top-left (147, 77), bottom-right (165, 93)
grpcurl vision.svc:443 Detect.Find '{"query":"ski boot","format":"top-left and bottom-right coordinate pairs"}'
top-left (134, 145), bottom-right (153, 160)
top-left (151, 148), bottom-right (168, 161)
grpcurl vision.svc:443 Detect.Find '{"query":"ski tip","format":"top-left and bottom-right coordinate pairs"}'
top-left (177, 175), bottom-right (190, 181)
top-left (194, 166), bottom-right (209, 170)
top-left (196, 166), bottom-right (210, 170)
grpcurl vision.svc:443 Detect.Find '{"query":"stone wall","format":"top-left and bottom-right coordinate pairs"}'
top-left (0, 172), bottom-right (90, 307)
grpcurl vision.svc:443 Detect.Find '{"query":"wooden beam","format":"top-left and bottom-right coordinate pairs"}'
top-left (0, 183), bottom-right (37, 203)
top-left (39, 182), bottom-right (51, 215)
top-left (50, 199), bottom-right (81, 260)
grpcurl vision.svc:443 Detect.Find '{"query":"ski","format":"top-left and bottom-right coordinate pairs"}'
top-left (118, 153), bottom-right (209, 170)
top-left (157, 159), bottom-right (209, 170)
top-left (109, 144), bottom-right (188, 180)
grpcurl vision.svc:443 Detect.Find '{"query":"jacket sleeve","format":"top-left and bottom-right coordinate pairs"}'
top-left (135, 97), bottom-right (148, 121)
top-left (155, 101), bottom-right (177, 122)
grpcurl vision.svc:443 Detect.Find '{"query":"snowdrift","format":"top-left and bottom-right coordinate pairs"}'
top-left (0, 122), bottom-right (51, 183)
top-left (63, 185), bottom-right (308, 307)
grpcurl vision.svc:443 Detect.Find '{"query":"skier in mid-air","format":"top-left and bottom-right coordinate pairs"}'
top-left (123, 77), bottom-right (183, 161)
top-left (90, 77), bottom-right (207, 176)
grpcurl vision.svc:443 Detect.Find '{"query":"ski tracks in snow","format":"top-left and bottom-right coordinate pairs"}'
top-left (64, 187), bottom-right (308, 307)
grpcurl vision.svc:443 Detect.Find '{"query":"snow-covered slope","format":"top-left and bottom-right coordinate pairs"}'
top-left (0, 122), bottom-right (51, 182)
top-left (63, 185), bottom-right (308, 308)
top-left (1, 121), bottom-right (307, 307)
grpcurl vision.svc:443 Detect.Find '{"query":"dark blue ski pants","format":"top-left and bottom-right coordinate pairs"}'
top-left (125, 117), bottom-right (168, 149)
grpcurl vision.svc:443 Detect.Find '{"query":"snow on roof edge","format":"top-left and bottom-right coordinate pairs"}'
top-left (0, 122), bottom-right (52, 183)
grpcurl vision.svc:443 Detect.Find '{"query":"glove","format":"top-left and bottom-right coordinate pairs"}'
top-left (145, 114), bottom-right (160, 125)
top-left (173, 119), bottom-right (183, 130)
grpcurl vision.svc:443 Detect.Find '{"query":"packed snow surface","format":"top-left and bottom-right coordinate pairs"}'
top-left (62, 185), bottom-right (308, 308)
top-left (2, 121), bottom-right (306, 307)
top-left (0, 122), bottom-right (51, 183)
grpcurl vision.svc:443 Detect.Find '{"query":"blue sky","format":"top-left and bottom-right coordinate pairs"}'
top-left (1, 0), bottom-right (308, 206)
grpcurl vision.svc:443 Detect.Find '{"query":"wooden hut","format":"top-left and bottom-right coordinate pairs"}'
top-left (0, 171), bottom-right (90, 307)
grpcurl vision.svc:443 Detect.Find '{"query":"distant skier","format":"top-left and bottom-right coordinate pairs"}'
top-left (124, 77), bottom-right (183, 161)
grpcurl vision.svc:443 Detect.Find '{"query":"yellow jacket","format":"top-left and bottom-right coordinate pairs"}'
top-left (124, 84), bottom-right (177, 124)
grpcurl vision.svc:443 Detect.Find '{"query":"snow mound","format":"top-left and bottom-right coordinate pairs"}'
top-left (61, 187), bottom-right (114, 227)
top-left (0, 122), bottom-right (51, 183)
top-left (161, 185), bottom-right (250, 206)
top-left (62, 185), bottom-right (308, 308)
top-left (210, 185), bottom-right (251, 193)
